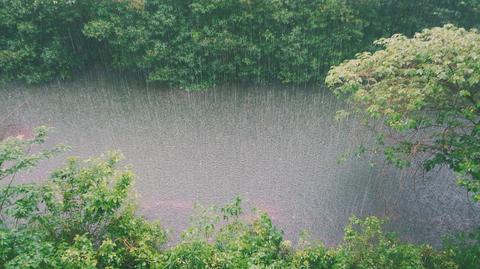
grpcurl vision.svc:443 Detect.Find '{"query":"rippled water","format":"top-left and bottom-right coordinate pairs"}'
top-left (1, 72), bottom-right (478, 245)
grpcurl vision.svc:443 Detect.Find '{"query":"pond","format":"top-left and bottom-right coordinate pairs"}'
top-left (1, 71), bottom-right (478, 245)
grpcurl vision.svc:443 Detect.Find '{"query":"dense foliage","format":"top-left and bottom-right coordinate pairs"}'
top-left (326, 25), bottom-right (480, 201)
top-left (0, 129), bottom-right (479, 268)
top-left (1, 0), bottom-right (480, 88)
top-left (0, 129), bottom-right (165, 268)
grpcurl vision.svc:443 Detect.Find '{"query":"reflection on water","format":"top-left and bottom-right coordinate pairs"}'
top-left (1, 72), bottom-right (478, 245)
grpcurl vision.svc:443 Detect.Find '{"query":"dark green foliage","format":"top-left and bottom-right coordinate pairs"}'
top-left (2, 0), bottom-right (480, 88)
top-left (0, 0), bottom-right (93, 83)
top-left (273, 0), bottom-right (365, 84)
top-left (443, 228), bottom-right (480, 269)
top-left (336, 217), bottom-right (431, 269)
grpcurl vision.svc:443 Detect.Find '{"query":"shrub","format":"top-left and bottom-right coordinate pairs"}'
top-left (335, 217), bottom-right (427, 269)
top-left (443, 228), bottom-right (480, 269)
top-left (0, 133), bottom-right (166, 268)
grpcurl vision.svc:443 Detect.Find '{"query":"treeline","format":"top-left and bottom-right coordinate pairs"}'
top-left (1, 0), bottom-right (479, 88)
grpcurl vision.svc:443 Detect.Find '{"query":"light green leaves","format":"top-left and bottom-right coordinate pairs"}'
top-left (327, 25), bottom-right (480, 201)
top-left (0, 126), bottom-right (66, 181)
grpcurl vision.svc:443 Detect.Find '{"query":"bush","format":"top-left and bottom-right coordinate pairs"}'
top-left (0, 131), bottom-right (166, 268)
top-left (335, 217), bottom-right (430, 269)
top-left (443, 228), bottom-right (480, 269)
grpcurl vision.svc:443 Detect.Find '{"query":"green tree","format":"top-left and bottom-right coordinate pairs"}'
top-left (326, 25), bottom-right (480, 201)
top-left (0, 129), bottom-right (166, 268)
top-left (0, 0), bottom-right (92, 83)
top-left (0, 126), bottom-right (64, 225)
top-left (2, 0), bottom-right (480, 87)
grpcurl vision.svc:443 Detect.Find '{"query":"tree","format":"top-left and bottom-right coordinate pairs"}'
top-left (0, 126), bottom-right (64, 225)
top-left (326, 25), bottom-right (480, 201)
top-left (0, 129), bottom-right (166, 268)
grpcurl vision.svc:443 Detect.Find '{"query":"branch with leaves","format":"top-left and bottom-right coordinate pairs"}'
top-left (326, 25), bottom-right (480, 201)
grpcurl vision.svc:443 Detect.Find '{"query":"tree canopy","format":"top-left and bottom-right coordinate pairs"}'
top-left (2, 0), bottom-right (480, 88)
top-left (326, 25), bottom-right (480, 200)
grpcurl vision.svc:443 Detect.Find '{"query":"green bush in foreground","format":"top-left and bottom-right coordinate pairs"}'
top-left (0, 129), bottom-right (478, 268)
top-left (0, 131), bottom-right (166, 268)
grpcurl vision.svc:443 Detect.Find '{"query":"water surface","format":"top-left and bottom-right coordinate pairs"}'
top-left (1, 72), bottom-right (478, 245)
